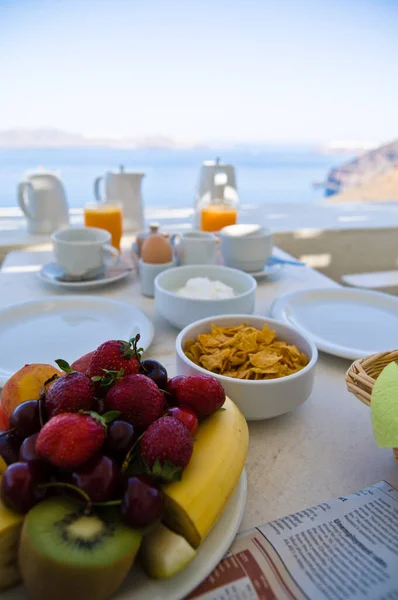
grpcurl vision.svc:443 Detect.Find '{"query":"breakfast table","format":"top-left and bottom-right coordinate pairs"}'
top-left (1, 243), bottom-right (397, 536)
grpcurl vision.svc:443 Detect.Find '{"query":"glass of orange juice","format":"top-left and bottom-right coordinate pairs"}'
top-left (84, 203), bottom-right (123, 251)
top-left (201, 205), bottom-right (237, 232)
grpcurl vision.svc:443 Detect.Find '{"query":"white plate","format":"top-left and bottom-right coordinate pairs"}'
top-left (38, 262), bottom-right (132, 290)
top-left (4, 471), bottom-right (247, 600)
top-left (271, 287), bottom-right (398, 360)
top-left (0, 296), bottom-right (154, 385)
top-left (247, 262), bottom-right (282, 280)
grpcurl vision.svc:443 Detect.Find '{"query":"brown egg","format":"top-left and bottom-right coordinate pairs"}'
top-left (141, 234), bottom-right (173, 264)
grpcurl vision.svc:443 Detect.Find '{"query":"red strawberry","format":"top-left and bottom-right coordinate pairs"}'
top-left (140, 416), bottom-right (193, 470)
top-left (104, 374), bottom-right (164, 430)
top-left (167, 406), bottom-right (198, 436)
top-left (86, 337), bottom-right (141, 383)
top-left (172, 374), bottom-right (225, 417)
top-left (45, 372), bottom-right (95, 418)
top-left (36, 413), bottom-right (105, 469)
top-left (71, 351), bottom-right (95, 373)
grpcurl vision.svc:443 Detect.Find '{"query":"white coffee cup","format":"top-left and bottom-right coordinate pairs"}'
top-left (220, 224), bottom-right (273, 272)
top-left (52, 227), bottom-right (119, 279)
top-left (171, 231), bottom-right (217, 266)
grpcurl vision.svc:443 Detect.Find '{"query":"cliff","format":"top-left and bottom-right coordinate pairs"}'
top-left (325, 138), bottom-right (398, 197)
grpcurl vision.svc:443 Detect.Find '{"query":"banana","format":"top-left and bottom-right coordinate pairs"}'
top-left (0, 457), bottom-right (7, 477)
top-left (0, 482), bottom-right (24, 590)
top-left (162, 396), bottom-right (248, 548)
top-left (140, 523), bottom-right (196, 578)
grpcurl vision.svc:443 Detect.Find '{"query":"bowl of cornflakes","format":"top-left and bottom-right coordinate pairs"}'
top-left (175, 314), bottom-right (318, 420)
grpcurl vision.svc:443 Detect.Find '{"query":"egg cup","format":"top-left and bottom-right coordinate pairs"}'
top-left (139, 259), bottom-right (175, 297)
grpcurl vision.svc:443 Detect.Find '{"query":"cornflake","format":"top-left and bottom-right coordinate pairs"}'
top-left (184, 323), bottom-right (308, 380)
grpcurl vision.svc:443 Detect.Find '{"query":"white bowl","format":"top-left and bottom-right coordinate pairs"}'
top-left (175, 314), bottom-right (318, 420)
top-left (154, 266), bottom-right (257, 330)
top-left (220, 224), bottom-right (273, 272)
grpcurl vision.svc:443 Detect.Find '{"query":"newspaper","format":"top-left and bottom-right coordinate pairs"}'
top-left (187, 481), bottom-right (398, 600)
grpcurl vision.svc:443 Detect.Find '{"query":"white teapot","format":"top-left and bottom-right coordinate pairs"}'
top-left (18, 168), bottom-right (69, 234)
top-left (94, 165), bottom-right (144, 232)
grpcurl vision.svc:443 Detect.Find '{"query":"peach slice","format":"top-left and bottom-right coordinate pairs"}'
top-left (1, 364), bottom-right (61, 417)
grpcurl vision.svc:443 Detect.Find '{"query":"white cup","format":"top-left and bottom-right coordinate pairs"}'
top-left (220, 224), bottom-right (273, 272)
top-left (171, 231), bottom-right (217, 266)
top-left (52, 227), bottom-right (119, 279)
top-left (139, 258), bottom-right (175, 297)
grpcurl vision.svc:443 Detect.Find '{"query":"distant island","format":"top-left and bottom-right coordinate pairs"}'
top-left (0, 128), bottom-right (208, 150)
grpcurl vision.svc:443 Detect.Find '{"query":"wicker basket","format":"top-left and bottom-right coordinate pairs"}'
top-left (346, 350), bottom-right (398, 462)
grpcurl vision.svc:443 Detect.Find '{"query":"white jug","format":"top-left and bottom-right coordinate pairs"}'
top-left (94, 165), bottom-right (144, 232)
top-left (193, 158), bottom-right (238, 228)
top-left (18, 169), bottom-right (69, 234)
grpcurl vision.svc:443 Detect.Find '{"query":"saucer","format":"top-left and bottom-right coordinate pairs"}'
top-left (38, 261), bottom-right (133, 290)
top-left (246, 261), bottom-right (282, 280)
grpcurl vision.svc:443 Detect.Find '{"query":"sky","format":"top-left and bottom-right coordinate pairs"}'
top-left (0, 0), bottom-right (397, 144)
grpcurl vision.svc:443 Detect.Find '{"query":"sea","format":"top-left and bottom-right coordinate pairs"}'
top-left (0, 146), bottom-right (353, 209)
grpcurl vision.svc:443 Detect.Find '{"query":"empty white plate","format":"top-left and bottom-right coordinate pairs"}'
top-left (271, 287), bottom-right (398, 360)
top-left (0, 296), bottom-right (154, 385)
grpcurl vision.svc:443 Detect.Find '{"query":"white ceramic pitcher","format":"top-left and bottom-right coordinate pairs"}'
top-left (18, 169), bottom-right (69, 234)
top-left (94, 165), bottom-right (144, 232)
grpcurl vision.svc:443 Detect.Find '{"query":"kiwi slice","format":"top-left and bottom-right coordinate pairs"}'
top-left (19, 497), bottom-right (142, 600)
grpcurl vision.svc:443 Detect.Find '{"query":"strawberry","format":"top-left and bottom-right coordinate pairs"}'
top-left (86, 337), bottom-right (142, 386)
top-left (71, 351), bottom-right (95, 373)
top-left (36, 413), bottom-right (105, 469)
top-left (140, 416), bottom-right (193, 471)
top-left (171, 374), bottom-right (225, 417)
top-left (104, 374), bottom-right (164, 430)
top-left (45, 371), bottom-right (95, 418)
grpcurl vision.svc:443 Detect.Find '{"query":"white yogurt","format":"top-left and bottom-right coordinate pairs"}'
top-left (176, 277), bottom-right (236, 299)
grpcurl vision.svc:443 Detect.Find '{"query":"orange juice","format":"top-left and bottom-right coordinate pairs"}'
top-left (201, 206), bottom-right (237, 232)
top-left (84, 204), bottom-right (123, 250)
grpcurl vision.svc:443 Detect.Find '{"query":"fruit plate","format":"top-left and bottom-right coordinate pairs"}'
top-left (4, 470), bottom-right (247, 600)
top-left (0, 296), bottom-right (154, 386)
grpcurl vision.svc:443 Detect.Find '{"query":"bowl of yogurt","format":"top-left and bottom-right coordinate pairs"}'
top-left (154, 265), bottom-right (257, 329)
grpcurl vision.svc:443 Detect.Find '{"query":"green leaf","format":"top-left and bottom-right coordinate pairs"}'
top-left (102, 410), bottom-right (121, 424)
top-left (55, 359), bottom-right (73, 373)
top-left (152, 458), bottom-right (163, 478)
top-left (145, 458), bottom-right (182, 483)
top-left (91, 376), bottom-right (102, 382)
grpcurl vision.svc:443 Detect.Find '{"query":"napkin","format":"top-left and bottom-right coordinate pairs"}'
top-left (371, 361), bottom-right (398, 447)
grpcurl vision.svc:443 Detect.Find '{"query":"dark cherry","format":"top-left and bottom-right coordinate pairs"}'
top-left (9, 400), bottom-right (41, 439)
top-left (121, 475), bottom-right (164, 528)
top-left (19, 433), bottom-right (53, 475)
top-left (103, 421), bottom-right (135, 460)
top-left (70, 455), bottom-right (119, 503)
top-left (93, 397), bottom-right (106, 414)
top-left (166, 376), bottom-right (185, 406)
top-left (1, 462), bottom-right (45, 513)
top-left (167, 406), bottom-right (198, 436)
top-left (0, 432), bottom-right (22, 465)
top-left (140, 360), bottom-right (168, 390)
